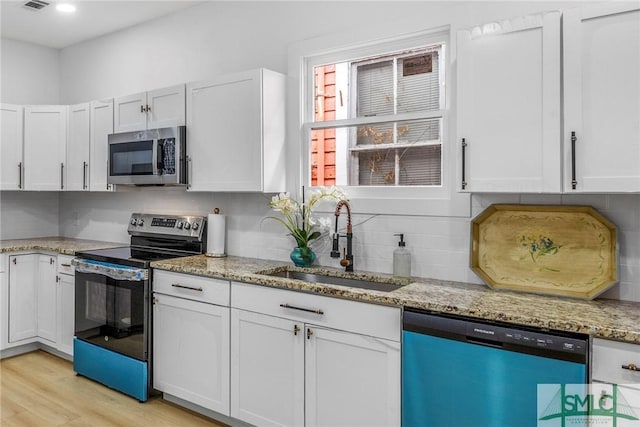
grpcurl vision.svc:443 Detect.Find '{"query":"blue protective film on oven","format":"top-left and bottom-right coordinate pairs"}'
top-left (72, 258), bottom-right (148, 281)
top-left (73, 338), bottom-right (148, 401)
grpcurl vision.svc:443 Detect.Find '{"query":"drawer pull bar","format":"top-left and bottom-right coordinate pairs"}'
top-left (60, 263), bottom-right (72, 267)
top-left (171, 283), bottom-right (203, 292)
top-left (622, 363), bottom-right (639, 371)
top-left (279, 303), bottom-right (324, 315)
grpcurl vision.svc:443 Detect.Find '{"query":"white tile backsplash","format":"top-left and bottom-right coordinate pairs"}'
top-left (1, 189), bottom-right (638, 302)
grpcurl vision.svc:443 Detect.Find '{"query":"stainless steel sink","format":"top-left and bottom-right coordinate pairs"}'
top-left (261, 269), bottom-right (409, 293)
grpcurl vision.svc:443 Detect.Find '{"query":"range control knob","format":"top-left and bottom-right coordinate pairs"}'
top-left (176, 221), bottom-right (184, 229)
top-left (183, 222), bottom-right (191, 230)
top-left (130, 218), bottom-right (137, 226)
top-left (137, 218), bottom-right (144, 226)
top-left (192, 222), bottom-right (200, 231)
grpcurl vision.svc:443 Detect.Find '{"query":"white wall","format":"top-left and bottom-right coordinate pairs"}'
top-left (0, 38), bottom-right (60, 104)
top-left (5, 1), bottom-right (640, 302)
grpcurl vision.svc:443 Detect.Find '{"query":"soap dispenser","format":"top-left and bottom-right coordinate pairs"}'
top-left (393, 234), bottom-right (411, 278)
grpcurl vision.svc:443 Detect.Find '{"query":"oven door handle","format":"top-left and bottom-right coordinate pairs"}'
top-left (72, 259), bottom-right (148, 281)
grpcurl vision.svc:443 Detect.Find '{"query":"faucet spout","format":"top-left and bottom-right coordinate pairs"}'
top-left (331, 200), bottom-right (354, 272)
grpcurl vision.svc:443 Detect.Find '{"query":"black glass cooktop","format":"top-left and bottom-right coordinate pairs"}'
top-left (75, 246), bottom-right (187, 268)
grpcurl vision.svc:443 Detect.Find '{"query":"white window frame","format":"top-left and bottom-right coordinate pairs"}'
top-left (288, 26), bottom-right (470, 217)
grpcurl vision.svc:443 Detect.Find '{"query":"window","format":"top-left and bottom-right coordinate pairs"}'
top-left (292, 26), bottom-right (470, 217)
top-left (307, 43), bottom-right (445, 188)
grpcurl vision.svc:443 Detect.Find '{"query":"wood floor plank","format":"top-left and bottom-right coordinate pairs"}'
top-left (0, 351), bottom-right (228, 427)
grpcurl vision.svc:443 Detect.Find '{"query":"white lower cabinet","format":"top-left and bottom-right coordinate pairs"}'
top-left (152, 271), bottom-right (230, 416)
top-left (56, 255), bottom-right (75, 356)
top-left (8, 254), bottom-right (37, 343)
top-left (230, 281), bottom-right (401, 427)
top-left (36, 255), bottom-right (57, 343)
top-left (3, 253), bottom-right (75, 357)
top-left (305, 326), bottom-right (400, 427)
top-left (230, 309), bottom-right (305, 427)
top-left (592, 338), bottom-right (640, 385)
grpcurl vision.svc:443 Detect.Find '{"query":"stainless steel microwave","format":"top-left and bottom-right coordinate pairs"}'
top-left (107, 126), bottom-right (186, 185)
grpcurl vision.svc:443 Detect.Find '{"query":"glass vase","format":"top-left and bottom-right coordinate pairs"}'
top-left (290, 247), bottom-right (316, 267)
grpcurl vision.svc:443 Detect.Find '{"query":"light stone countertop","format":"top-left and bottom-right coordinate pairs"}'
top-left (151, 254), bottom-right (640, 345)
top-left (2, 238), bottom-right (638, 345)
top-left (0, 236), bottom-right (125, 255)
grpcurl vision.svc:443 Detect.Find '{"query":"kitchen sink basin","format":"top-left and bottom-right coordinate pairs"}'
top-left (261, 269), bottom-right (410, 293)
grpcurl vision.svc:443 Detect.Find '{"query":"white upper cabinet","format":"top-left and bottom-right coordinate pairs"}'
top-left (563, 3), bottom-right (640, 193)
top-left (90, 99), bottom-right (115, 192)
top-left (114, 84), bottom-right (185, 133)
top-left (457, 11), bottom-right (561, 193)
top-left (0, 104), bottom-right (24, 190)
top-left (186, 68), bottom-right (286, 192)
top-left (23, 105), bottom-right (67, 191)
top-left (66, 103), bottom-right (91, 191)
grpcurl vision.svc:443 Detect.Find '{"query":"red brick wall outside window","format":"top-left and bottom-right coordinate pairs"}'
top-left (311, 65), bottom-right (337, 186)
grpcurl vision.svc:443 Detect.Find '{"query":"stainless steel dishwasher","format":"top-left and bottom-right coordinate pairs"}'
top-left (402, 308), bottom-right (589, 427)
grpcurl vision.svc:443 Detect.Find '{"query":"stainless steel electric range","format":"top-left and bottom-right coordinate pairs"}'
top-left (72, 213), bottom-right (207, 401)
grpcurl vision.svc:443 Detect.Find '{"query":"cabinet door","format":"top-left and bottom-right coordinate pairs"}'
top-left (0, 104), bottom-right (24, 190)
top-left (592, 338), bottom-right (640, 385)
top-left (563, 4), bottom-right (640, 192)
top-left (187, 70), bottom-right (263, 191)
top-left (90, 99), bottom-right (114, 192)
top-left (146, 84), bottom-right (185, 129)
top-left (153, 294), bottom-right (230, 415)
top-left (305, 326), bottom-right (401, 427)
top-left (56, 273), bottom-right (75, 356)
top-left (8, 255), bottom-right (37, 342)
top-left (114, 92), bottom-right (147, 132)
top-left (24, 106), bottom-right (67, 191)
top-left (67, 103), bottom-right (91, 191)
top-left (230, 309), bottom-right (304, 427)
top-left (36, 255), bottom-right (57, 343)
top-left (457, 12), bottom-right (561, 193)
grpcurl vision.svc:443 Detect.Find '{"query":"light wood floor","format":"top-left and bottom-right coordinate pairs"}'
top-left (0, 350), bottom-right (228, 426)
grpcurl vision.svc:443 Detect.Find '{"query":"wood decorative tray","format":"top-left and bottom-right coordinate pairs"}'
top-left (471, 205), bottom-right (618, 300)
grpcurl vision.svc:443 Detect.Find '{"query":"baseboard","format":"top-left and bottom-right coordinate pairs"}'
top-left (162, 393), bottom-right (253, 427)
top-left (1, 341), bottom-right (72, 361)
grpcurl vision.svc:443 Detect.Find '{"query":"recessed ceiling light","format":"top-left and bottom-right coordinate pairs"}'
top-left (56, 3), bottom-right (76, 13)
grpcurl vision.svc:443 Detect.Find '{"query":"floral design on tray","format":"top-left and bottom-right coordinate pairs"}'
top-left (518, 230), bottom-right (561, 266)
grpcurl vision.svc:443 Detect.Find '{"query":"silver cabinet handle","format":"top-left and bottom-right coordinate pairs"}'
top-left (570, 131), bottom-right (577, 190)
top-left (622, 363), bottom-right (639, 371)
top-left (106, 160), bottom-right (112, 190)
top-left (186, 156), bottom-right (191, 189)
top-left (18, 162), bottom-right (23, 189)
top-left (146, 105), bottom-right (151, 113)
top-left (60, 163), bottom-right (64, 190)
top-left (279, 303), bottom-right (324, 315)
top-left (60, 263), bottom-right (72, 267)
top-left (171, 283), bottom-right (203, 292)
top-left (461, 138), bottom-right (468, 190)
top-left (140, 105), bottom-right (145, 113)
top-left (83, 161), bottom-right (88, 190)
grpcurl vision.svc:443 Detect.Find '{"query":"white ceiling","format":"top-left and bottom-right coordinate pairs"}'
top-left (0, 1), bottom-right (203, 49)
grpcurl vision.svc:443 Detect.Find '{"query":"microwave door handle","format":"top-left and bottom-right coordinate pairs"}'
top-left (155, 140), bottom-right (164, 175)
top-left (152, 140), bottom-right (160, 176)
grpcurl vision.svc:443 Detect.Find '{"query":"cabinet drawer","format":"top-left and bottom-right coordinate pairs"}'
top-left (58, 255), bottom-right (75, 275)
top-left (231, 282), bottom-right (401, 341)
top-left (153, 270), bottom-right (230, 306)
top-left (592, 338), bottom-right (640, 384)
